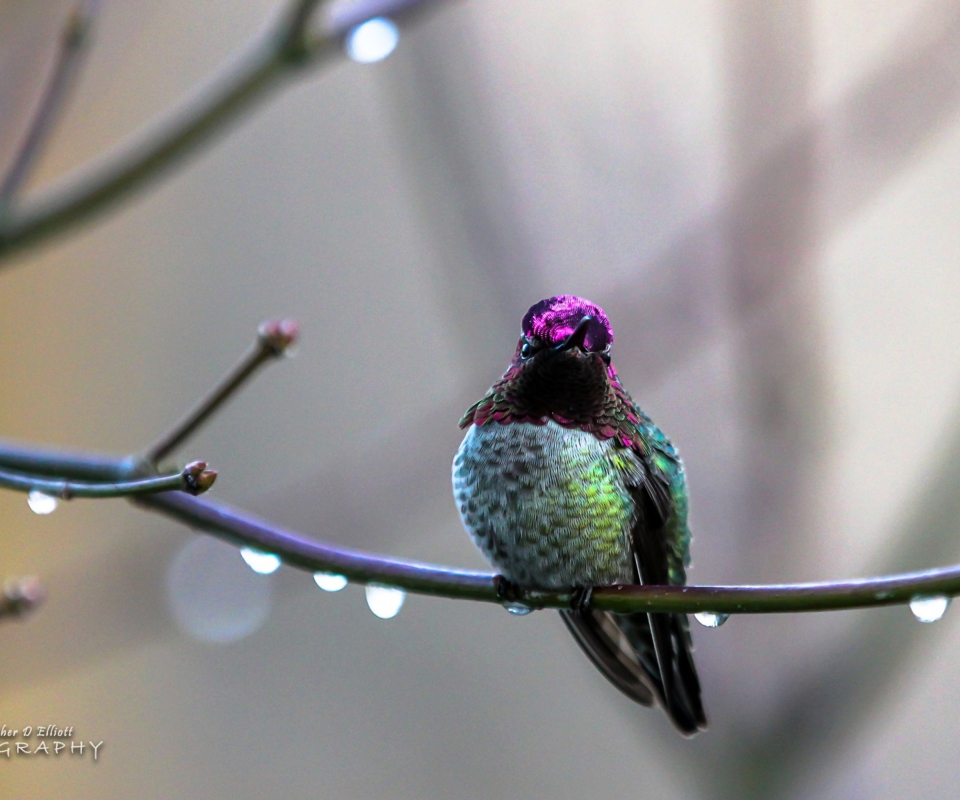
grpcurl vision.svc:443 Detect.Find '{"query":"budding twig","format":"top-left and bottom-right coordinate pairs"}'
top-left (0, 1), bottom-right (100, 212)
top-left (144, 320), bottom-right (299, 465)
top-left (0, 577), bottom-right (46, 621)
top-left (0, 461), bottom-right (215, 500)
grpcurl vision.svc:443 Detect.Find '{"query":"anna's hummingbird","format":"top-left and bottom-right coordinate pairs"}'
top-left (452, 295), bottom-right (706, 735)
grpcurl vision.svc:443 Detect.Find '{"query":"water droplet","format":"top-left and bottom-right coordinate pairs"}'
top-left (502, 602), bottom-right (533, 616)
top-left (694, 611), bottom-right (729, 628)
top-left (240, 548), bottom-right (281, 575)
top-left (27, 491), bottom-right (58, 515)
top-left (345, 17), bottom-right (399, 64)
top-left (313, 572), bottom-right (348, 592)
top-left (365, 585), bottom-right (405, 619)
top-left (909, 595), bottom-right (949, 623)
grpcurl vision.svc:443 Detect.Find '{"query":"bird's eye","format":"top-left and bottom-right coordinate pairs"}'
top-left (601, 349), bottom-right (611, 365)
top-left (520, 340), bottom-right (537, 359)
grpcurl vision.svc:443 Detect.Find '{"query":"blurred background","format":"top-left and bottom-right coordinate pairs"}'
top-left (2, 0), bottom-right (960, 797)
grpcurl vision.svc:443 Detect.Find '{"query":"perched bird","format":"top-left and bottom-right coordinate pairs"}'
top-left (452, 295), bottom-right (706, 735)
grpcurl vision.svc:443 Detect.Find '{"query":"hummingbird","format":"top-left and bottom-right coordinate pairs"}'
top-left (452, 295), bottom-right (706, 735)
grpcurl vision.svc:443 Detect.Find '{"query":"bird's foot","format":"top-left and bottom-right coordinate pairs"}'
top-left (570, 586), bottom-right (593, 613)
top-left (493, 576), bottom-right (536, 616)
top-left (493, 575), bottom-right (524, 604)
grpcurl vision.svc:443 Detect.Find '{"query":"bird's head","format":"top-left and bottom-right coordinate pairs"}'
top-left (496, 295), bottom-right (619, 422)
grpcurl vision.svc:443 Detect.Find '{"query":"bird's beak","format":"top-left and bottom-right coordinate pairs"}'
top-left (555, 316), bottom-right (594, 352)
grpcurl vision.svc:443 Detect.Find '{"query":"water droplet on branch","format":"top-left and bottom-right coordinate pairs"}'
top-left (27, 491), bottom-right (58, 515)
top-left (345, 18), bottom-right (399, 63)
top-left (365, 585), bottom-right (405, 619)
top-left (240, 548), bottom-right (281, 575)
top-left (313, 572), bottom-right (348, 592)
top-left (502, 602), bottom-right (533, 616)
top-left (909, 595), bottom-right (949, 623)
top-left (694, 611), bottom-right (729, 628)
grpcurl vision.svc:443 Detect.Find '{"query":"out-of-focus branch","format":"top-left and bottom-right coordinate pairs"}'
top-left (0, 460), bottom-right (216, 499)
top-left (0, 0), bottom-right (99, 212)
top-left (277, 0), bottom-right (326, 62)
top-left (145, 320), bottom-right (299, 465)
top-left (319, 0), bottom-right (443, 41)
top-left (0, 577), bottom-right (46, 621)
top-left (0, 0), bottom-right (451, 261)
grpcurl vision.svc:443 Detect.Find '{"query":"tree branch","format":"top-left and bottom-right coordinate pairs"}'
top-left (144, 320), bottom-right (299, 465)
top-left (8, 434), bottom-right (959, 617)
top-left (0, 0), bottom-right (99, 212)
top-left (1, 434), bottom-right (959, 612)
top-left (8, 418), bottom-right (960, 616)
top-left (133, 490), bottom-right (960, 614)
top-left (0, 0), bottom-right (451, 261)
top-left (0, 440), bottom-right (132, 481)
top-left (0, 461), bottom-right (216, 500)
top-left (137, 490), bottom-right (498, 601)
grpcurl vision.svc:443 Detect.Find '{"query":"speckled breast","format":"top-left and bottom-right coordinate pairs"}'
top-left (452, 420), bottom-right (637, 589)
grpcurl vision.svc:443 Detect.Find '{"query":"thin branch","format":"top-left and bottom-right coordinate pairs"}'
top-left (144, 320), bottom-right (299, 465)
top-left (2, 431), bottom-right (960, 614)
top-left (136, 490), bottom-right (960, 615)
top-left (0, 440), bottom-right (132, 481)
top-left (0, 25), bottom-right (306, 259)
top-left (0, 577), bottom-right (46, 621)
top-left (0, 0), bottom-right (450, 260)
top-left (137, 491), bottom-right (498, 600)
top-left (3, 431), bottom-right (960, 613)
top-left (0, 0), bottom-right (99, 212)
top-left (0, 461), bottom-right (215, 500)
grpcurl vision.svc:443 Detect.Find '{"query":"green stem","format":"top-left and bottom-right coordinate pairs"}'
top-left (0, 462), bottom-right (215, 499)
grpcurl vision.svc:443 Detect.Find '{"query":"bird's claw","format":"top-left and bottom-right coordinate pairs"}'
top-left (570, 586), bottom-right (593, 613)
top-left (493, 575), bottom-right (524, 604)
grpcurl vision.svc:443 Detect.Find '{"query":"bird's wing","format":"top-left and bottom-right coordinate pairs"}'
top-left (627, 471), bottom-right (707, 734)
top-left (559, 434), bottom-right (705, 734)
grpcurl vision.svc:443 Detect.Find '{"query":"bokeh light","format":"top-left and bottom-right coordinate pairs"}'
top-left (345, 18), bottom-right (399, 64)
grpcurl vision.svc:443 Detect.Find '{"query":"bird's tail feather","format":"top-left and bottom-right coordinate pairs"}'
top-left (560, 608), bottom-right (707, 736)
